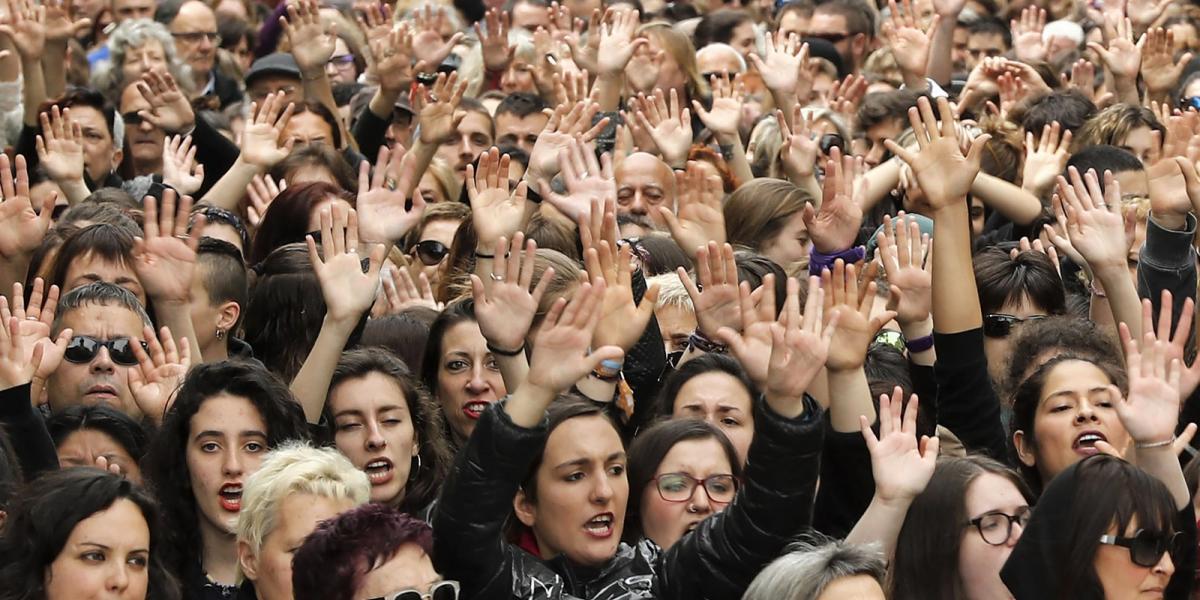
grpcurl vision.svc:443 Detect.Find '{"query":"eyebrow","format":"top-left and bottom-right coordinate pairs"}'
top-left (194, 429), bottom-right (268, 440)
top-left (555, 452), bottom-right (626, 470)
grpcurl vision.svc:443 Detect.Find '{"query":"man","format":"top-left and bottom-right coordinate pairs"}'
top-left (855, 90), bottom-right (922, 168)
top-left (507, 0), bottom-right (551, 31)
top-left (189, 238), bottom-right (248, 363)
top-left (119, 84), bottom-right (165, 177)
top-left (494, 93), bottom-right (548, 156)
top-left (435, 98), bottom-right (495, 179)
top-left (615, 152), bottom-right (675, 231)
top-left (245, 53), bottom-right (303, 106)
top-left (696, 44), bottom-right (747, 79)
top-left (161, 0), bottom-right (244, 108)
top-left (237, 443), bottom-right (369, 600)
top-left (806, 0), bottom-right (875, 76)
top-left (44, 282), bottom-right (153, 420)
top-left (965, 17), bottom-right (1011, 71)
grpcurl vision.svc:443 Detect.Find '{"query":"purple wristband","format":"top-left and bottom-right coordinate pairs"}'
top-left (904, 334), bottom-right (934, 353)
top-left (809, 246), bottom-right (867, 276)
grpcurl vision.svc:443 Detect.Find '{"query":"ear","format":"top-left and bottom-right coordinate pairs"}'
top-left (513, 487), bottom-right (537, 528)
top-left (1013, 430), bottom-right (1037, 468)
top-left (411, 429), bottom-right (420, 459)
top-left (111, 147), bottom-right (124, 171)
top-left (237, 539), bottom-right (259, 581)
top-left (852, 33), bottom-right (869, 58)
top-left (216, 300), bottom-right (241, 333)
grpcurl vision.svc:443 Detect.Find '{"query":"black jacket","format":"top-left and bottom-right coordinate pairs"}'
top-left (432, 396), bottom-right (824, 600)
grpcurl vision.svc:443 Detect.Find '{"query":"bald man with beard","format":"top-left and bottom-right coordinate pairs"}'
top-left (615, 152), bottom-right (677, 237)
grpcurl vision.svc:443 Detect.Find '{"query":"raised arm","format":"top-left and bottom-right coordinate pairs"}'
top-left (0, 154), bottom-right (53, 292)
top-left (1, 0), bottom-right (46, 128)
top-left (290, 204), bottom-right (385, 423)
top-left (35, 106), bottom-right (90, 204)
top-left (470, 233), bottom-right (550, 394)
top-left (692, 74), bottom-right (753, 186)
top-left (282, 0), bottom-right (344, 143)
top-left (197, 92), bottom-right (294, 211)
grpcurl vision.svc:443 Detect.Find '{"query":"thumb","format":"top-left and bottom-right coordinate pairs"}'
top-left (586, 345), bottom-right (625, 370)
top-left (1093, 439), bottom-right (1126, 459)
top-left (634, 284), bottom-right (661, 324)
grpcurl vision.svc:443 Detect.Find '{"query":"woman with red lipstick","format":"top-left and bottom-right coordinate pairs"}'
top-left (326, 349), bottom-right (453, 516)
top-left (141, 361), bottom-right (309, 600)
top-left (433, 266), bottom-right (833, 598)
top-left (420, 300), bottom-right (508, 449)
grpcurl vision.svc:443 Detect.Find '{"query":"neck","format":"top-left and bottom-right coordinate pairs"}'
top-left (203, 340), bottom-right (229, 363)
top-left (198, 515), bottom-right (239, 585)
top-left (132, 156), bottom-right (163, 177)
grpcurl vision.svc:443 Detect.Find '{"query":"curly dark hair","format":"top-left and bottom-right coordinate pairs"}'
top-left (326, 348), bottom-right (453, 515)
top-left (0, 467), bottom-right (181, 600)
top-left (141, 360), bottom-right (310, 577)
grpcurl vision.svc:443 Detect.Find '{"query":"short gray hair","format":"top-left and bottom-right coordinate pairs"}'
top-left (741, 537), bottom-right (886, 600)
top-left (92, 18), bottom-right (193, 104)
top-left (53, 282), bottom-right (152, 335)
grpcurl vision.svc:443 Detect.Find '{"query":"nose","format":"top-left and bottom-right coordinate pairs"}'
top-left (465, 364), bottom-right (489, 394)
top-left (1074, 400), bottom-right (1099, 423)
top-left (1154, 549), bottom-right (1175, 577)
top-left (222, 448), bottom-right (244, 477)
top-left (865, 144), bottom-right (884, 168)
top-left (90, 347), bottom-right (115, 374)
top-left (365, 420), bottom-right (387, 451)
top-left (689, 483), bottom-right (713, 514)
top-left (628, 192), bottom-right (648, 216)
top-left (107, 561), bottom-right (130, 592)
top-left (1005, 520), bottom-right (1025, 547)
top-left (591, 471), bottom-right (614, 504)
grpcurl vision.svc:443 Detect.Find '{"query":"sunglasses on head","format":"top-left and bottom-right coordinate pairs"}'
top-left (1099, 529), bottom-right (1183, 568)
top-left (368, 580), bottom-right (460, 600)
top-left (64, 335), bottom-right (147, 366)
top-left (982, 314), bottom-right (1046, 338)
top-left (413, 240), bottom-right (450, 266)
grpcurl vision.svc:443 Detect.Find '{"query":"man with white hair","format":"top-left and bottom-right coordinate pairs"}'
top-left (696, 43), bottom-right (748, 79)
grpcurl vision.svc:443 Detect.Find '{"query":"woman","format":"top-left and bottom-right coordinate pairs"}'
top-left (743, 537), bottom-right (887, 600)
top-left (692, 9), bottom-right (757, 59)
top-left (47, 404), bottom-right (150, 484)
top-left (1002, 455), bottom-right (1190, 599)
top-left (92, 19), bottom-right (193, 105)
top-left (142, 361), bottom-right (309, 599)
top-left (889, 456), bottom-right (1035, 600)
top-left (269, 144), bottom-right (359, 192)
top-left (282, 101), bottom-right (345, 149)
top-left (419, 301), bottom-right (507, 449)
top-left (400, 201), bottom-right (469, 292)
top-left (433, 272), bottom-right (830, 598)
top-left (625, 419), bottom-right (743, 550)
top-left (1073, 104), bottom-right (1164, 164)
top-left (723, 178), bottom-right (813, 274)
top-left (242, 244), bottom-right (330, 382)
top-left (0, 468), bottom-right (180, 600)
top-left (326, 349), bottom-right (452, 517)
top-left (248, 182), bottom-right (353, 265)
top-left (657, 353), bottom-right (757, 466)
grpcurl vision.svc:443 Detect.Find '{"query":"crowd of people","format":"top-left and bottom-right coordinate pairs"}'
top-left (1, 0), bottom-right (1200, 597)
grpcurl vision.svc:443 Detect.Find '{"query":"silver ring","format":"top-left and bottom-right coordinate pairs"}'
top-left (490, 272), bottom-right (505, 282)
top-left (26, 316), bottom-right (38, 320)
top-left (174, 234), bottom-right (190, 240)
top-left (385, 177), bottom-right (398, 191)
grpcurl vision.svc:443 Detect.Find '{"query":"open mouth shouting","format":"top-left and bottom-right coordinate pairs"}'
top-left (219, 483), bottom-right (243, 512)
top-left (583, 512), bottom-right (615, 539)
top-left (463, 400), bottom-right (492, 420)
top-left (1072, 430), bottom-right (1108, 457)
top-left (364, 458), bottom-right (395, 486)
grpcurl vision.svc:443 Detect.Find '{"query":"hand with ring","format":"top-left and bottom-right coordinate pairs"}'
top-left (471, 233), bottom-right (553, 354)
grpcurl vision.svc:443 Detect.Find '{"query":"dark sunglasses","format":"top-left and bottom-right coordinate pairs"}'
top-left (368, 580), bottom-right (460, 600)
top-left (1099, 529), bottom-right (1183, 568)
top-left (1180, 96), bottom-right (1200, 111)
top-left (413, 240), bottom-right (450, 266)
top-left (819, 133), bottom-right (845, 155)
top-left (64, 335), bottom-right (147, 366)
top-left (807, 32), bottom-right (853, 43)
top-left (982, 314), bottom-right (1046, 338)
top-left (121, 111), bottom-right (144, 126)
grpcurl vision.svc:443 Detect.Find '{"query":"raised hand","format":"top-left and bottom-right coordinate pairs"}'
top-left (1140, 27), bottom-right (1193, 99)
top-left (1022, 121), bottom-right (1072, 194)
top-left (379, 265), bottom-right (443, 314)
top-left (128, 325), bottom-right (190, 424)
top-left (524, 278), bottom-right (623, 394)
top-left (1088, 16), bottom-right (1141, 83)
top-left (526, 101), bottom-right (608, 183)
top-left (409, 4), bottom-right (464, 71)
top-left (585, 224), bottom-right (660, 352)
top-left (763, 276), bottom-right (836, 414)
top-left (237, 90), bottom-right (294, 169)
top-left (878, 214), bottom-right (932, 326)
top-left (778, 106), bottom-right (820, 181)
top-left (749, 34), bottom-right (810, 97)
top-left (862, 387), bottom-right (939, 504)
top-left (475, 8), bottom-right (512, 73)
top-left (660, 161), bottom-right (726, 257)
top-left (539, 139), bottom-right (614, 223)
top-left (356, 145), bottom-right (426, 245)
top-left (823, 259), bottom-right (896, 372)
top-left (132, 190), bottom-right (205, 304)
top-left (307, 203), bottom-right (385, 324)
top-left (0, 313), bottom-right (33, 390)
top-left (414, 71), bottom-right (467, 146)
top-left (246, 174), bottom-right (286, 227)
top-left (371, 26), bottom-right (414, 95)
top-left (0, 0), bottom-right (46, 60)
top-left (679, 242), bottom-right (743, 339)
top-left (1011, 6), bottom-right (1047, 62)
top-left (1138, 291), bottom-right (1200, 400)
top-left (633, 90), bottom-right (692, 168)
top-left (1054, 167), bottom-right (1128, 274)
top-left (885, 96), bottom-right (989, 211)
top-left (283, 0), bottom-right (337, 75)
top-left (135, 70), bottom-right (195, 135)
top-left (35, 106), bottom-right (85, 185)
top-left (468, 147), bottom-right (528, 248)
top-left (42, 0), bottom-right (90, 44)
top-left (1126, 0), bottom-right (1170, 31)
top-left (471, 234), bottom-right (551, 352)
top-left (0, 154), bottom-right (54, 261)
top-left (881, 0), bottom-right (937, 85)
top-left (161, 135), bottom-right (204, 196)
top-left (714, 273), bottom-right (779, 388)
top-left (596, 7), bottom-right (645, 75)
top-left (693, 74), bottom-right (745, 140)
top-left (354, 1), bottom-right (392, 47)
top-left (829, 74), bottom-right (868, 120)
top-left (6, 279), bottom-right (58, 363)
top-left (1111, 319), bottom-right (1182, 446)
top-left (804, 147), bottom-right (864, 254)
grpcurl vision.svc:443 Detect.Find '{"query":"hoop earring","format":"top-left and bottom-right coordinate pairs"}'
top-left (215, 328), bottom-right (226, 340)
top-left (412, 453), bottom-right (422, 472)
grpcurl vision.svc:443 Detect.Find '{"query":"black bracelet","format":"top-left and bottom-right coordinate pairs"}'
top-left (486, 342), bottom-right (525, 356)
top-left (688, 330), bottom-right (728, 354)
top-left (475, 251), bottom-right (495, 259)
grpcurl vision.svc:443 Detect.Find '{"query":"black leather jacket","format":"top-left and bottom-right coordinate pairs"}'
top-left (432, 396), bottom-right (824, 600)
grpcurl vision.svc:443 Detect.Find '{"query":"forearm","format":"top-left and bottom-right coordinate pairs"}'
top-left (0, 257), bottom-right (31, 293)
top-left (403, 139), bottom-right (437, 199)
top-left (198, 158), bottom-right (261, 211)
top-left (0, 38), bottom-right (18, 82)
top-left (970, 173), bottom-right (1044, 225)
top-left (827, 368), bottom-right (875, 432)
top-left (302, 72), bottom-right (351, 149)
top-left (926, 19), bottom-right (957, 85)
top-left (1095, 264), bottom-right (1143, 341)
top-left (845, 496), bottom-right (913, 559)
top-left (931, 203), bottom-right (983, 332)
top-left (58, 178), bottom-right (91, 206)
top-left (716, 133), bottom-right (753, 189)
top-left (1113, 77), bottom-right (1140, 106)
top-left (770, 89), bottom-right (799, 125)
top-left (1135, 445), bottom-right (1190, 510)
top-left (42, 42), bottom-right (68, 100)
top-left (290, 317), bottom-right (357, 423)
top-left (900, 318), bottom-right (935, 366)
top-left (504, 380), bottom-right (558, 428)
top-left (494, 352), bottom-right (530, 396)
top-left (152, 301), bottom-right (205, 371)
top-left (861, 159), bottom-right (902, 212)
top-left (20, 57), bottom-right (45, 127)
top-left (594, 72), bottom-right (623, 112)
